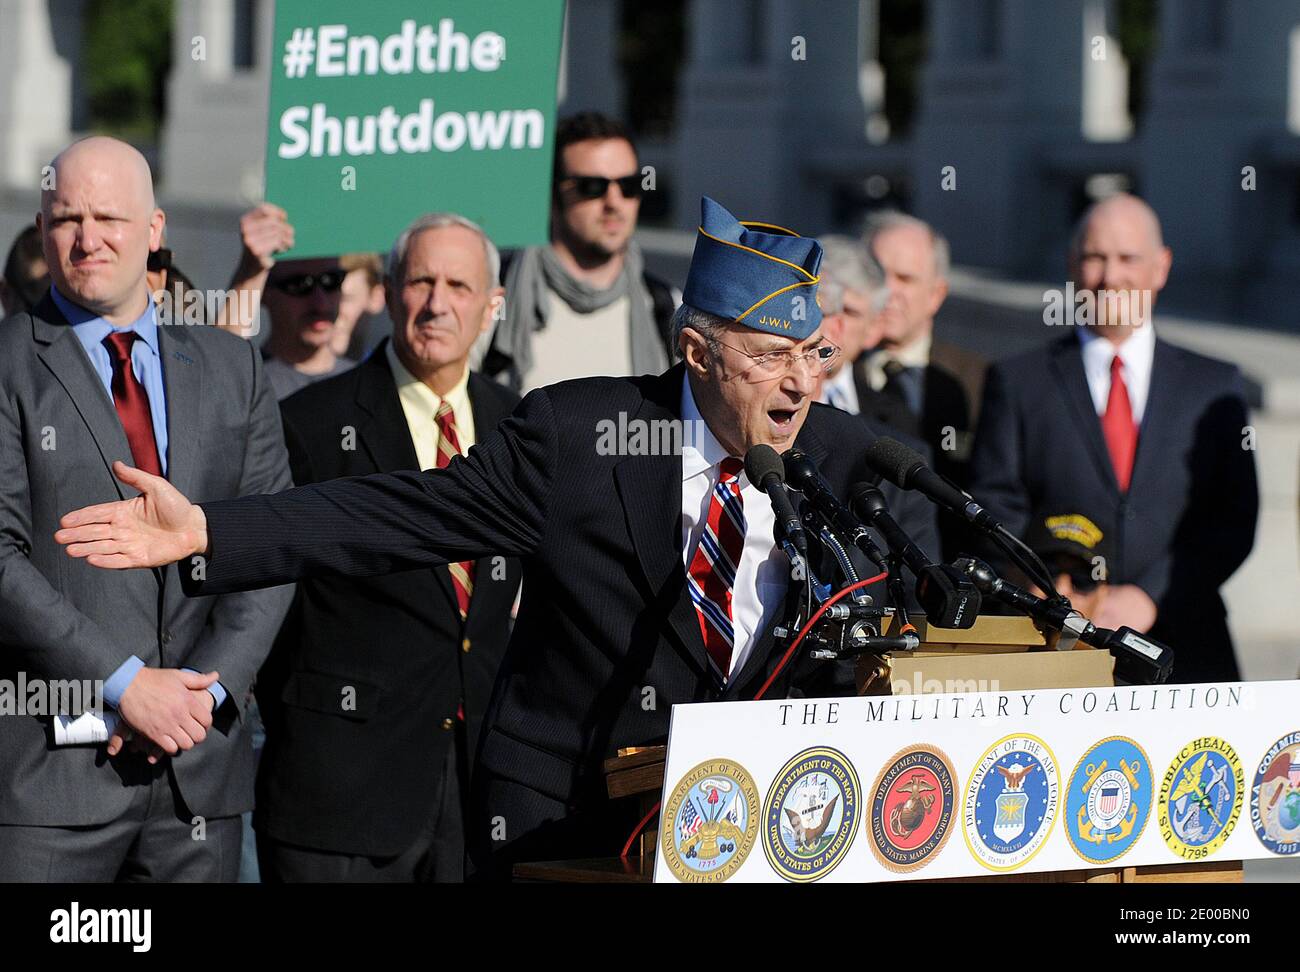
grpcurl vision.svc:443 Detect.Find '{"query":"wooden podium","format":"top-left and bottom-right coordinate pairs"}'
top-left (513, 616), bottom-right (1242, 883)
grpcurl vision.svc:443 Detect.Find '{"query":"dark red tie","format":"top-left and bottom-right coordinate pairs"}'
top-left (102, 331), bottom-right (163, 477)
top-left (1101, 353), bottom-right (1137, 492)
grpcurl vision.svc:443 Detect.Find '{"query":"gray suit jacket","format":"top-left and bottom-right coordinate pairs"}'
top-left (0, 292), bottom-right (294, 825)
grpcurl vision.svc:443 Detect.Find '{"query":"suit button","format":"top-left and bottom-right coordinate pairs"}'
top-left (462, 637), bottom-right (472, 653)
top-left (441, 717), bottom-right (455, 731)
top-left (162, 631), bottom-right (173, 645)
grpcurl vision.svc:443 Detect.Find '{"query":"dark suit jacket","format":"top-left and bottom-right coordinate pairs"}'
top-left (183, 364), bottom-right (940, 865)
top-left (850, 365), bottom-right (921, 439)
top-left (0, 292), bottom-right (293, 826)
top-left (968, 334), bottom-right (1258, 683)
top-left (255, 343), bottom-right (522, 857)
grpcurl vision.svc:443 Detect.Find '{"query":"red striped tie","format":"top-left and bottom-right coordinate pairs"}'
top-left (1101, 353), bottom-right (1138, 492)
top-left (687, 457), bottom-right (746, 684)
top-left (435, 402), bottom-right (475, 618)
top-left (102, 331), bottom-right (163, 476)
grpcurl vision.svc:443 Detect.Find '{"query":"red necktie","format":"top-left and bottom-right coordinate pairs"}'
top-left (686, 457), bottom-right (746, 684)
top-left (1101, 353), bottom-right (1137, 492)
top-left (435, 402), bottom-right (475, 618)
top-left (102, 331), bottom-right (163, 477)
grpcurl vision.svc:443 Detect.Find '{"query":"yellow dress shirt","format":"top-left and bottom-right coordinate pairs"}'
top-left (385, 341), bottom-right (476, 469)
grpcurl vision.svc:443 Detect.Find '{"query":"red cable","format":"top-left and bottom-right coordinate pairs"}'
top-left (620, 570), bottom-right (889, 859)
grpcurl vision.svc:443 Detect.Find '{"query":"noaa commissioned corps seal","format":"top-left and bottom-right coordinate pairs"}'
top-left (963, 733), bottom-right (1059, 871)
top-left (867, 744), bottom-right (957, 873)
top-left (1065, 736), bottom-right (1153, 864)
top-left (763, 746), bottom-right (861, 882)
top-left (660, 758), bottom-right (760, 883)
top-left (1250, 731), bottom-right (1300, 856)
top-left (1157, 737), bottom-right (1243, 861)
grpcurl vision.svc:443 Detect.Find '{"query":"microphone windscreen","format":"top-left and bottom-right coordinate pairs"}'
top-left (744, 444), bottom-right (784, 486)
top-left (864, 437), bottom-right (925, 487)
top-left (780, 449), bottom-right (818, 491)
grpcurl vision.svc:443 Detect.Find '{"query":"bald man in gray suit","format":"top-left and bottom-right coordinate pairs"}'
top-left (0, 137), bottom-right (293, 881)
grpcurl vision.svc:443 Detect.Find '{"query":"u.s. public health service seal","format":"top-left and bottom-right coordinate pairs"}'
top-left (1064, 736), bottom-right (1153, 865)
top-left (1250, 731), bottom-right (1300, 856)
top-left (963, 733), bottom-right (1059, 871)
top-left (1157, 737), bottom-right (1243, 861)
top-left (763, 746), bottom-right (861, 882)
top-left (660, 758), bottom-right (760, 883)
top-left (867, 744), bottom-right (957, 873)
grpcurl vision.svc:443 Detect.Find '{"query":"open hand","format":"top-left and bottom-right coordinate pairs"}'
top-left (56, 461), bottom-right (207, 569)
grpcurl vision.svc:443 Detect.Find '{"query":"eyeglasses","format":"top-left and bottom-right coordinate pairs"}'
top-left (709, 338), bottom-right (840, 377)
top-left (559, 174), bottom-right (643, 202)
top-left (268, 270), bottom-right (345, 296)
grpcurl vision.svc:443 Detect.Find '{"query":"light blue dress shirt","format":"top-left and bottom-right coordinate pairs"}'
top-left (52, 287), bottom-right (227, 713)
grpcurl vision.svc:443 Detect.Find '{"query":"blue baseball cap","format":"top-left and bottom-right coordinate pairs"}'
top-left (682, 196), bottom-right (823, 340)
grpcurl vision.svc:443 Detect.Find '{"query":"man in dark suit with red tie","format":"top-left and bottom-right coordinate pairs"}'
top-left (969, 194), bottom-right (1258, 683)
top-left (255, 214), bottom-right (521, 882)
top-left (57, 197), bottom-right (940, 878)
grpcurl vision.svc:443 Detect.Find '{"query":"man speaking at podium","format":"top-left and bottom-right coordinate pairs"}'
top-left (56, 198), bottom-right (938, 877)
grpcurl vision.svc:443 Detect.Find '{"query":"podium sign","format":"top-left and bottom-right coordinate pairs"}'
top-left (653, 680), bottom-right (1300, 883)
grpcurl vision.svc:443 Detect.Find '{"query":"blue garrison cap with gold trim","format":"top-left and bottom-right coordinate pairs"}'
top-left (682, 196), bottom-right (823, 340)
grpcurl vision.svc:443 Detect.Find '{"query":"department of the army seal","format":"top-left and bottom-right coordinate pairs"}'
top-left (1157, 737), bottom-right (1243, 862)
top-left (963, 733), bottom-right (1059, 871)
top-left (1250, 731), bottom-right (1300, 856)
top-left (763, 746), bottom-right (861, 882)
top-left (867, 744), bottom-right (957, 874)
top-left (1065, 736), bottom-right (1153, 865)
top-left (660, 758), bottom-right (760, 883)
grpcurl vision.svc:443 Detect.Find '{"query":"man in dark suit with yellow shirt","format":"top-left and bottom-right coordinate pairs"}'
top-left (257, 214), bottom-right (521, 882)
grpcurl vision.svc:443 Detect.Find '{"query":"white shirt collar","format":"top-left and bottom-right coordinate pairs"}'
top-left (680, 371), bottom-right (734, 482)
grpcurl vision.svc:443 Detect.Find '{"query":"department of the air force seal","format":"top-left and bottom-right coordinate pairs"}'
top-left (1250, 731), bottom-right (1300, 856)
top-left (660, 758), bottom-right (760, 883)
top-left (1065, 736), bottom-right (1152, 864)
top-left (1157, 737), bottom-right (1243, 861)
top-left (963, 734), bottom-right (1059, 871)
top-left (867, 744), bottom-right (957, 873)
top-left (763, 746), bottom-right (861, 882)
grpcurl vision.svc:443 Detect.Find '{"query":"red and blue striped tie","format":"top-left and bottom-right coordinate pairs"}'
top-left (687, 457), bottom-right (746, 684)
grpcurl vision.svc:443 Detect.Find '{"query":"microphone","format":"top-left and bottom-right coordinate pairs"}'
top-left (864, 437), bottom-right (1000, 534)
top-left (849, 483), bottom-right (980, 628)
top-left (956, 557), bottom-right (1173, 684)
top-left (744, 445), bottom-right (807, 556)
top-left (782, 450), bottom-right (887, 569)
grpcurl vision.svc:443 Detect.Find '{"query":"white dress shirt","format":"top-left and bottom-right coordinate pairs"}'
top-left (1078, 323), bottom-right (1155, 425)
top-left (679, 373), bottom-right (789, 679)
top-left (819, 364), bottom-right (860, 414)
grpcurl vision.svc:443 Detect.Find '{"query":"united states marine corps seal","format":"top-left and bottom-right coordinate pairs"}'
top-left (1157, 737), bottom-right (1243, 861)
top-left (963, 733), bottom-right (1059, 871)
top-left (1250, 731), bottom-right (1300, 856)
top-left (1065, 736), bottom-right (1153, 864)
top-left (660, 758), bottom-right (760, 883)
top-left (867, 744), bottom-right (957, 873)
top-left (763, 746), bottom-right (861, 882)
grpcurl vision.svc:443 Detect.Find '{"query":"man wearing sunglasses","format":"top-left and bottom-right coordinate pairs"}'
top-left (481, 111), bottom-right (677, 393)
top-left (259, 257), bottom-right (355, 401)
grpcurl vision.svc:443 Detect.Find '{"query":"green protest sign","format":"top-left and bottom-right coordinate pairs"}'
top-left (264, 0), bottom-right (564, 258)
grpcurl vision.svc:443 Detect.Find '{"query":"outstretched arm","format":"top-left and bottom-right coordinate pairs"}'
top-left (58, 387), bottom-right (559, 596)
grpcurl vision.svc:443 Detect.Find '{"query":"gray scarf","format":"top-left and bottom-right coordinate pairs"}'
top-left (488, 242), bottom-right (668, 391)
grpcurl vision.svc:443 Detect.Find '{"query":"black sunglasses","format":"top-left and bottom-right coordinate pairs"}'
top-left (269, 270), bottom-right (345, 296)
top-left (560, 174), bottom-right (642, 202)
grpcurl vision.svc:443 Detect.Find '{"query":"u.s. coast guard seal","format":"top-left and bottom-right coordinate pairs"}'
top-left (660, 758), bottom-right (760, 882)
top-left (763, 746), bottom-right (861, 882)
top-left (868, 744), bottom-right (957, 873)
top-left (963, 733), bottom-right (1059, 871)
top-left (1065, 736), bottom-right (1152, 864)
top-left (1157, 737), bottom-right (1243, 861)
top-left (1250, 731), bottom-right (1300, 856)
